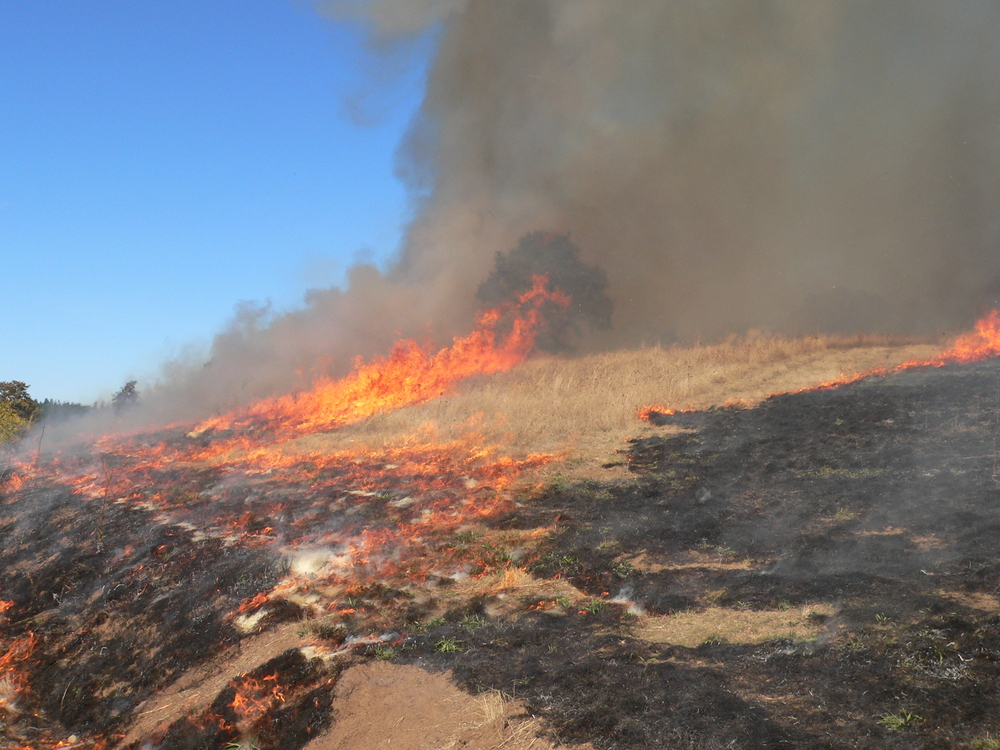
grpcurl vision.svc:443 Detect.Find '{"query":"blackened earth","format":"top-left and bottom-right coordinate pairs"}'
top-left (405, 361), bottom-right (1000, 749)
top-left (4, 360), bottom-right (1000, 748)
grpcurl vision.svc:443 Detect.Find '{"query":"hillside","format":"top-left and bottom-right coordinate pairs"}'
top-left (6, 331), bottom-right (1000, 749)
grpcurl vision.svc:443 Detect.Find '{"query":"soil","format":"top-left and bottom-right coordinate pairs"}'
top-left (305, 661), bottom-right (588, 750)
top-left (4, 359), bottom-right (1000, 748)
top-left (394, 360), bottom-right (1000, 749)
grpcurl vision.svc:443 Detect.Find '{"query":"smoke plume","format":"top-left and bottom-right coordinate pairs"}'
top-left (149, 1), bottom-right (1000, 418)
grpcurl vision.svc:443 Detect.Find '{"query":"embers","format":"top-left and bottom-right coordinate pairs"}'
top-left (152, 648), bottom-right (337, 750)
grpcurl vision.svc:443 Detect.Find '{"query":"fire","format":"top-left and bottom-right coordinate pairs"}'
top-left (191, 275), bottom-right (569, 439)
top-left (229, 672), bottom-right (286, 731)
top-left (637, 405), bottom-right (674, 422)
top-left (0, 275), bottom-right (566, 746)
top-left (0, 632), bottom-right (37, 714)
top-left (901, 308), bottom-right (1000, 366)
top-left (1, 472), bottom-right (26, 493)
top-left (639, 308), bottom-right (1000, 422)
top-left (803, 308), bottom-right (1000, 391)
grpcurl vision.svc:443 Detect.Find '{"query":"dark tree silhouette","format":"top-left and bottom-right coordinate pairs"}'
top-left (38, 399), bottom-right (91, 422)
top-left (476, 232), bottom-right (613, 352)
top-left (112, 380), bottom-right (139, 413)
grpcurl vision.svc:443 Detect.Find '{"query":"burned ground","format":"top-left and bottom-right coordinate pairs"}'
top-left (0, 474), bottom-right (291, 747)
top-left (401, 362), bottom-right (1000, 749)
top-left (3, 360), bottom-right (1000, 748)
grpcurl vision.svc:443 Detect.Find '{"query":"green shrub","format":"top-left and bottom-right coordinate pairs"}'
top-left (0, 401), bottom-right (28, 444)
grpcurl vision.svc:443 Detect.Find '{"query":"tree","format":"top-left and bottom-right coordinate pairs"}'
top-left (0, 402), bottom-right (25, 444)
top-left (476, 232), bottom-right (613, 352)
top-left (112, 380), bottom-right (139, 414)
top-left (38, 399), bottom-right (91, 422)
top-left (0, 381), bottom-right (39, 444)
top-left (0, 381), bottom-right (39, 421)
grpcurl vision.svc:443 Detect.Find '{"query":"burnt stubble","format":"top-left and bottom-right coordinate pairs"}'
top-left (405, 361), bottom-right (1000, 749)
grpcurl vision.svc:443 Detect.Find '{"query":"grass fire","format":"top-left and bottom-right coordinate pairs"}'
top-left (6, 272), bottom-right (1000, 748)
top-left (10, 3), bottom-right (1000, 748)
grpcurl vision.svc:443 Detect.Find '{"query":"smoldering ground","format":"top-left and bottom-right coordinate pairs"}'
top-left (52, 1), bottom-right (1000, 426)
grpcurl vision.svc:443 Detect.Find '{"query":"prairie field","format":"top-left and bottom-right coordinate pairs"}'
top-left (305, 332), bottom-right (943, 479)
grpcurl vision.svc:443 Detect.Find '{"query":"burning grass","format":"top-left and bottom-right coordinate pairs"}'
top-left (4, 307), bottom-right (1000, 749)
top-left (315, 330), bottom-right (942, 480)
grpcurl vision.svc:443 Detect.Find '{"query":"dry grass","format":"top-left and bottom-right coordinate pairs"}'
top-left (635, 604), bottom-right (838, 648)
top-left (296, 332), bottom-right (942, 480)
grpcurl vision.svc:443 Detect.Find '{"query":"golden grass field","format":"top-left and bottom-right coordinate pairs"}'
top-left (302, 332), bottom-right (943, 481)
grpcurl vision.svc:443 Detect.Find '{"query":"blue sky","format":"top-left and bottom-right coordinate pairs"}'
top-left (1, 1), bottom-right (426, 404)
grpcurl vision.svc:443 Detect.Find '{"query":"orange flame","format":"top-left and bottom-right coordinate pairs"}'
top-left (0, 632), bottom-right (38, 716)
top-left (229, 671), bottom-right (286, 730)
top-left (900, 308), bottom-right (1000, 367)
top-left (2, 472), bottom-right (26, 493)
top-left (638, 308), bottom-right (1000, 422)
top-left (636, 405), bottom-right (675, 422)
top-left (803, 307), bottom-right (1000, 392)
top-left (0, 278), bottom-right (570, 747)
top-left (193, 275), bottom-right (569, 438)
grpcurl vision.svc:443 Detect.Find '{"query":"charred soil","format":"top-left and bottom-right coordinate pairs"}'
top-left (4, 360), bottom-right (1000, 748)
top-left (407, 360), bottom-right (1000, 749)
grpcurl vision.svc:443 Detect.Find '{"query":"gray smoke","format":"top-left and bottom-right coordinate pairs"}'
top-left (146, 0), bottom-right (1000, 419)
top-left (386, 0), bottom-right (1000, 342)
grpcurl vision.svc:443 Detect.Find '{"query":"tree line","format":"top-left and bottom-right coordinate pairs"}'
top-left (0, 380), bottom-right (139, 445)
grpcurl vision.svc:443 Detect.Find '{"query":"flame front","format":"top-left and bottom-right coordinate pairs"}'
top-left (0, 277), bottom-right (571, 748)
top-left (639, 308), bottom-right (1000, 422)
top-left (193, 275), bottom-right (569, 439)
top-left (804, 308), bottom-right (1000, 391)
top-left (229, 672), bottom-right (285, 733)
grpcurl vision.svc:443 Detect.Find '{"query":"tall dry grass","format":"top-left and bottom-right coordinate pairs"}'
top-left (297, 332), bottom-right (942, 480)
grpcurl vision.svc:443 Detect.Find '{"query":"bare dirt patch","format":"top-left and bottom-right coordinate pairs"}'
top-left (306, 662), bottom-right (587, 750)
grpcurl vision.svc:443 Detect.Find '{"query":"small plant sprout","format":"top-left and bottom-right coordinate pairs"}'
top-left (461, 614), bottom-right (488, 632)
top-left (373, 645), bottom-right (396, 660)
top-left (581, 599), bottom-right (605, 615)
top-left (611, 560), bottom-right (636, 579)
top-left (878, 711), bottom-right (922, 730)
top-left (435, 636), bottom-right (464, 653)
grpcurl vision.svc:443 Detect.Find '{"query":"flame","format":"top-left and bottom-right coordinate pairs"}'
top-left (192, 275), bottom-right (569, 439)
top-left (0, 632), bottom-right (37, 708)
top-left (229, 672), bottom-right (286, 730)
top-left (637, 405), bottom-right (675, 422)
top-left (0, 276), bottom-right (568, 746)
top-left (803, 307), bottom-right (1000, 391)
top-left (2, 472), bottom-right (26, 493)
top-left (639, 309), bottom-right (1000, 422)
top-left (920, 308), bottom-right (1000, 365)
